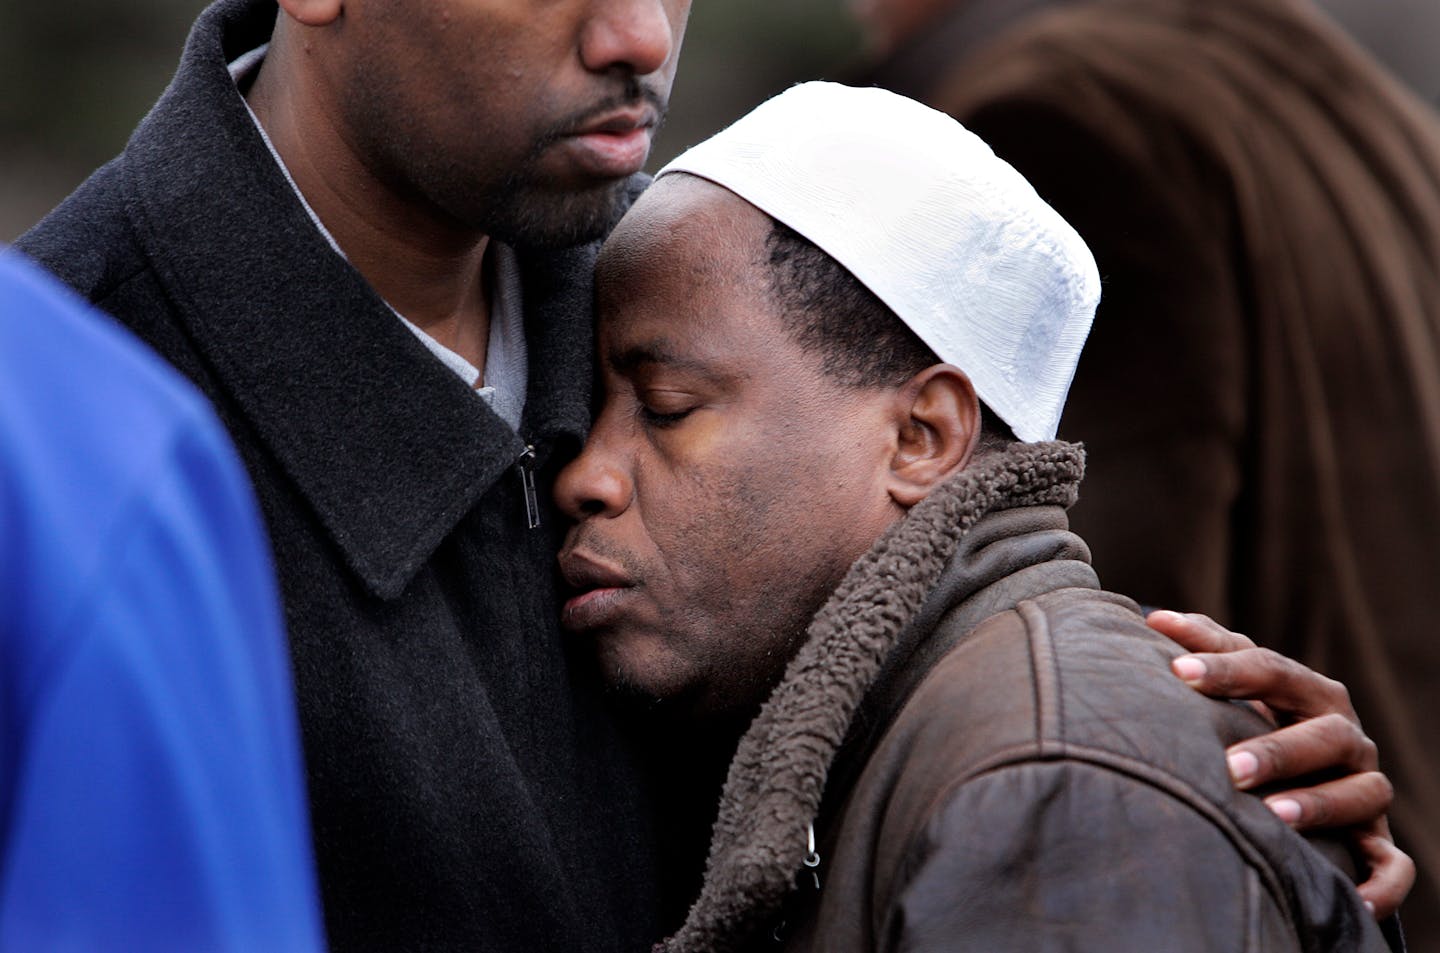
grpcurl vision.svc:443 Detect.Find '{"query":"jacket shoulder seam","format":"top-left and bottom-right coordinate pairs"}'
top-left (1016, 598), bottom-right (1064, 750)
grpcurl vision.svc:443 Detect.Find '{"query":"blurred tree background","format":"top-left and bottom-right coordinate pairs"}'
top-left (3, 0), bottom-right (1435, 242)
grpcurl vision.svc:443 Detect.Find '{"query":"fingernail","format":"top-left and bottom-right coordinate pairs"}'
top-left (1149, 609), bottom-right (1182, 623)
top-left (1267, 797), bottom-right (1302, 825)
top-left (1172, 656), bottom-right (1207, 683)
top-left (1364, 901), bottom-right (1375, 915)
top-left (1228, 750), bottom-right (1259, 784)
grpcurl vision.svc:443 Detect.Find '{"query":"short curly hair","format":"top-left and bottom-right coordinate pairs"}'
top-left (763, 218), bottom-right (937, 388)
top-left (763, 218), bottom-right (1017, 447)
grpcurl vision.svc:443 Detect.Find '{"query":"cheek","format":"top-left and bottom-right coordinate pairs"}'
top-left (648, 456), bottom-right (834, 629)
top-left (635, 402), bottom-right (887, 616)
top-left (625, 455), bottom-right (777, 650)
top-left (643, 463), bottom-right (766, 591)
top-left (628, 455), bottom-right (876, 711)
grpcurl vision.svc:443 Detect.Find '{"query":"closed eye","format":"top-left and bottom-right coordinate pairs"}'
top-left (638, 404), bottom-right (694, 427)
top-left (629, 379), bottom-right (703, 429)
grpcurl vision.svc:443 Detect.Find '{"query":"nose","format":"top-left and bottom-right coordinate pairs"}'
top-left (555, 433), bottom-right (635, 522)
top-left (580, 0), bottom-right (686, 77)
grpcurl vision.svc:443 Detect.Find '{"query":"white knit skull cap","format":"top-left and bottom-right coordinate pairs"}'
top-left (656, 82), bottom-right (1100, 442)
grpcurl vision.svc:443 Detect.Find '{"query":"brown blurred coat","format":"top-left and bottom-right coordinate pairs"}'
top-left (867, 0), bottom-right (1440, 933)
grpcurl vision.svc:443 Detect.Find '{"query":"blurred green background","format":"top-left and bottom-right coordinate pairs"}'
top-left (3, 0), bottom-right (1436, 241)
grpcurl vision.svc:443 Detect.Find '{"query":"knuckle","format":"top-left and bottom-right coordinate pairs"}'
top-left (1251, 733), bottom-right (1287, 777)
top-left (1395, 851), bottom-right (1418, 889)
top-left (1188, 613), bottom-right (1256, 651)
top-left (1314, 712), bottom-right (1378, 769)
top-left (1364, 837), bottom-right (1417, 912)
top-left (1367, 770), bottom-right (1395, 809)
top-left (1358, 734), bottom-right (1380, 771)
top-left (1204, 656), bottom-right (1240, 694)
top-left (1168, 614), bottom-right (1217, 651)
top-left (1302, 789), bottom-right (1333, 826)
top-left (1252, 647), bottom-right (1290, 679)
top-left (1313, 711), bottom-right (1354, 745)
top-left (1179, 612), bottom-right (1226, 646)
top-left (1321, 675), bottom-right (1353, 713)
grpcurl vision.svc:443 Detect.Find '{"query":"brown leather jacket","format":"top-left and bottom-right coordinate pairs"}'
top-left (660, 443), bottom-right (1387, 952)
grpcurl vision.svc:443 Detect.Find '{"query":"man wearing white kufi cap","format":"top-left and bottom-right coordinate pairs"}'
top-left (555, 83), bottom-right (1388, 952)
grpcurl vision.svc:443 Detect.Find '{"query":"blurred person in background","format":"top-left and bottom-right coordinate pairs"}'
top-left (1313, 0), bottom-right (1440, 107)
top-left (0, 249), bottom-right (323, 952)
top-left (853, 0), bottom-right (1440, 938)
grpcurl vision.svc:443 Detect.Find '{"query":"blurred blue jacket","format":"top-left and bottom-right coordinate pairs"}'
top-left (0, 249), bottom-right (325, 952)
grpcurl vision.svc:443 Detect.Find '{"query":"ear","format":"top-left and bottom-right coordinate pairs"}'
top-left (277, 0), bottom-right (343, 27)
top-left (886, 364), bottom-right (981, 508)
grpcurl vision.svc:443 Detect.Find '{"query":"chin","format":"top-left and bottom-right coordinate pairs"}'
top-left (595, 635), bottom-right (694, 703)
top-left (479, 178), bottom-right (629, 250)
top-left (594, 634), bottom-right (773, 721)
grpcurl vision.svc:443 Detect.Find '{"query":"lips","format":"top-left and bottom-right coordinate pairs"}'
top-left (558, 550), bottom-right (639, 631)
top-left (559, 107), bottom-right (659, 179)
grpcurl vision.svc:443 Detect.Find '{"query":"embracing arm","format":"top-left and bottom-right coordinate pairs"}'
top-left (1151, 610), bottom-right (1414, 918)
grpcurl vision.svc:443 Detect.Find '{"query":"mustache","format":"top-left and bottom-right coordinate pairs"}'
top-left (533, 79), bottom-right (670, 149)
top-left (560, 528), bottom-right (644, 580)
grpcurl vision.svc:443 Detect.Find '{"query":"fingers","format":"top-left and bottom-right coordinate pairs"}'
top-left (1257, 770), bottom-right (1392, 831)
top-left (1146, 612), bottom-right (1411, 921)
top-left (1168, 646), bottom-right (1357, 722)
top-left (1352, 828), bottom-right (1416, 920)
top-left (1227, 713), bottom-right (1380, 792)
top-left (1147, 609), bottom-right (1256, 653)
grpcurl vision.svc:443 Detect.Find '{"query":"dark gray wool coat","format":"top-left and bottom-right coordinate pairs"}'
top-left (18, 0), bottom-right (661, 949)
top-left (660, 442), bottom-right (1387, 953)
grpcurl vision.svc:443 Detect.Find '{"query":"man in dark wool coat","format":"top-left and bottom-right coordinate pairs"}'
top-left (854, 0), bottom-right (1440, 936)
top-left (12, 0), bottom-right (1413, 948)
top-left (557, 82), bottom-right (1397, 952)
top-left (19, 1), bottom-right (688, 949)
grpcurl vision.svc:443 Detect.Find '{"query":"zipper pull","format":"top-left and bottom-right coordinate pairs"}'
top-left (517, 444), bottom-right (541, 530)
top-left (803, 822), bottom-right (821, 891)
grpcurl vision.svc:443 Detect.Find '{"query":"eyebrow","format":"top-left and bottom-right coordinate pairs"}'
top-left (607, 340), bottom-right (726, 380)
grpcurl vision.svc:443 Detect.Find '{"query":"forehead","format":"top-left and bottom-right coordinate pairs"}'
top-left (603, 175), bottom-right (768, 273)
top-left (596, 176), bottom-right (783, 342)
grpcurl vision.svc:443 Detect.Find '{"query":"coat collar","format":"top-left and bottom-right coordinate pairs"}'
top-left (118, 0), bottom-right (602, 599)
top-left (661, 441), bottom-right (1088, 953)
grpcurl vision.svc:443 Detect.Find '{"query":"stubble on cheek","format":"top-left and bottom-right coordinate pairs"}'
top-left (652, 459), bottom-right (844, 711)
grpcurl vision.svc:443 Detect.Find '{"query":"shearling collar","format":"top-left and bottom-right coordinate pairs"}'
top-left (660, 440), bottom-right (1087, 953)
top-left (115, 0), bottom-right (603, 599)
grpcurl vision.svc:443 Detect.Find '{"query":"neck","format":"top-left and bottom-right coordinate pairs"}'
top-left (245, 39), bottom-right (492, 369)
